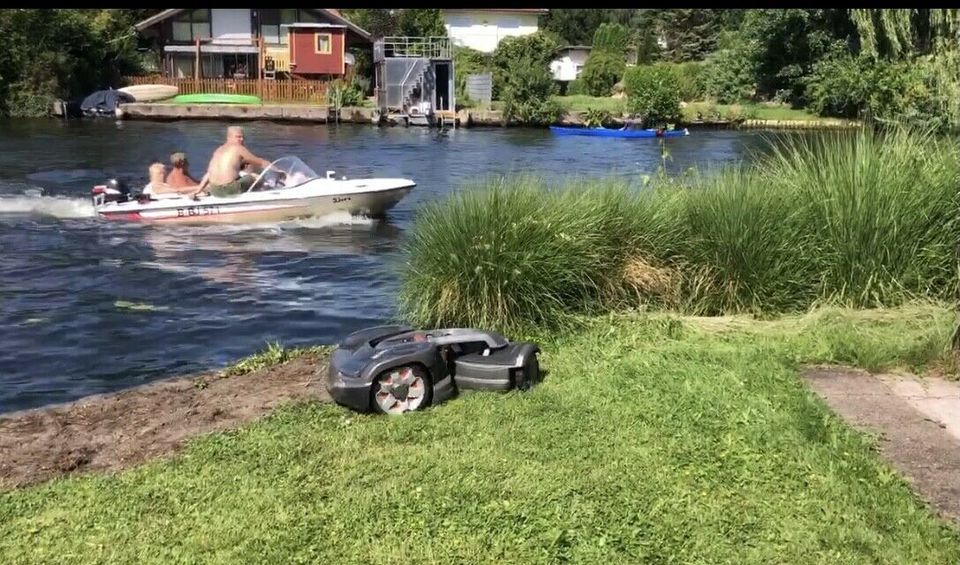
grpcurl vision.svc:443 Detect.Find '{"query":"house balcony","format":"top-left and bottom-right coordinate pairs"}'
top-left (374, 36), bottom-right (452, 62)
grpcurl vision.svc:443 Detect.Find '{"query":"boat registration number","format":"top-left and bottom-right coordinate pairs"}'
top-left (176, 206), bottom-right (222, 217)
top-left (333, 196), bottom-right (351, 203)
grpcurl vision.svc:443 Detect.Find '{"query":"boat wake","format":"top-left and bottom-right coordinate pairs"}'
top-left (0, 194), bottom-right (96, 219)
top-left (279, 211), bottom-right (376, 229)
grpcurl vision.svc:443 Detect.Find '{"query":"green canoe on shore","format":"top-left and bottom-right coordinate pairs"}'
top-left (171, 93), bottom-right (262, 105)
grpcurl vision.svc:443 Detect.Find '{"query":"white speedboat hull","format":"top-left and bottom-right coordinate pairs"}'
top-left (94, 177), bottom-right (414, 224)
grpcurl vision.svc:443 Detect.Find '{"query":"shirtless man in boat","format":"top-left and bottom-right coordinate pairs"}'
top-left (191, 126), bottom-right (271, 198)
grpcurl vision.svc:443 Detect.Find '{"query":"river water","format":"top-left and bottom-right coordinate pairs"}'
top-left (0, 118), bottom-right (797, 413)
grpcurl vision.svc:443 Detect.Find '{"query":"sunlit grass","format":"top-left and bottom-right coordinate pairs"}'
top-left (221, 341), bottom-right (333, 377)
top-left (2, 304), bottom-right (958, 563)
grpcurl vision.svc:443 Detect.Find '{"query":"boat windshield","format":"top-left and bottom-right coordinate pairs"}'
top-left (247, 156), bottom-right (320, 192)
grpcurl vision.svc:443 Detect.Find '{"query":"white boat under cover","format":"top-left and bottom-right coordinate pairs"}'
top-left (91, 156), bottom-right (415, 224)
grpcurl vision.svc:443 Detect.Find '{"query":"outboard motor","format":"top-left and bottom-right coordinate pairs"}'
top-left (91, 178), bottom-right (131, 206)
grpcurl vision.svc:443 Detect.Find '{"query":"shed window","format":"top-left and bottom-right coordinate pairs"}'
top-left (315, 33), bottom-right (332, 54)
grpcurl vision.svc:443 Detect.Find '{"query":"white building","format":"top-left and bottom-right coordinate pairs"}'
top-left (550, 45), bottom-right (640, 82)
top-left (550, 45), bottom-right (591, 82)
top-left (441, 9), bottom-right (548, 53)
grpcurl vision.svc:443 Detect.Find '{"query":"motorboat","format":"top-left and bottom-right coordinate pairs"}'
top-left (90, 156), bottom-right (415, 224)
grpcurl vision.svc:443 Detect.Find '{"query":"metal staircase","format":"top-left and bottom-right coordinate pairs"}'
top-left (374, 36), bottom-right (453, 123)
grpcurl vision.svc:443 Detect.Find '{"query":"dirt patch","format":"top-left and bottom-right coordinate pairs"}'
top-left (0, 352), bottom-right (330, 491)
top-left (804, 366), bottom-right (960, 523)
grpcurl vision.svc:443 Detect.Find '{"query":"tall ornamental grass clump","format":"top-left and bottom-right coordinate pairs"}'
top-left (396, 176), bottom-right (661, 332)
top-left (664, 167), bottom-right (818, 314)
top-left (398, 127), bottom-right (960, 331)
top-left (764, 127), bottom-right (960, 308)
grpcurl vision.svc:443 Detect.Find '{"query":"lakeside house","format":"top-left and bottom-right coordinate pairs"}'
top-left (134, 9), bottom-right (372, 81)
top-left (440, 9), bottom-right (548, 53)
top-left (550, 45), bottom-right (639, 82)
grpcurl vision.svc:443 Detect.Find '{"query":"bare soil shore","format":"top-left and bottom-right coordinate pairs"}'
top-left (0, 351), bottom-right (330, 490)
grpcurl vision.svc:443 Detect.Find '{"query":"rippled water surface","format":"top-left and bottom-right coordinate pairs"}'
top-left (0, 118), bottom-right (805, 412)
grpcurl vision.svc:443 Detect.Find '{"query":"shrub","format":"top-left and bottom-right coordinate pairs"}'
top-left (493, 34), bottom-right (563, 125)
top-left (622, 64), bottom-right (682, 126)
top-left (582, 108), bottom-right (613, 127)
top-left (593, 22), bottom-right (630, 53)
top-left (806, 53), bottom-right (945, 130)
top-left (580, 51), bottom-right (626, 97)
top-left (492, 32), bottom-right (558, 101)
top-left (806, 56), bottom-right (862, 118)
top-left (700, 46), bottom-right (757, 104)
top-left (566, 79), bottom-right (587, 96)
top-left (500, 58), bottom-right (564, 125)
top-left (325, 77), bottom-right (363, 111)
top-left (673, 62), bottom-right (706, 102)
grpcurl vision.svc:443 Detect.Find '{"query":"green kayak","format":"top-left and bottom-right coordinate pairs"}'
top-left (171, 93), bottom-right (262, 105)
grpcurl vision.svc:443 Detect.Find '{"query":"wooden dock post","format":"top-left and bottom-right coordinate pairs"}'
top-left (257, 37), bottom-right (264, 102)
top-left (194, 38), bottom-right (201, 92)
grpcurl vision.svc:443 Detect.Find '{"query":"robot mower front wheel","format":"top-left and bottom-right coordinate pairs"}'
top-left (371, 364), bottom-right (433, 415)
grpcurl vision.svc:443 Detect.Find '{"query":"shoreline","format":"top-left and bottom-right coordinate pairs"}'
top-left (0, 349), bottom-right (330, 491)
top-left (106, 102), bottom-right (862, 131)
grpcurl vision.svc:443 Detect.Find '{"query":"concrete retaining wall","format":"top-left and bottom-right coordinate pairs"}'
top-left (117, 103), bottom-right (331, 122)
top-left (114, 103), bottom-right (863, 131)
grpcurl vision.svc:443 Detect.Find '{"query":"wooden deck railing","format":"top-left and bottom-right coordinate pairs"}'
top-left (124, 76), bottom-right (330, 104)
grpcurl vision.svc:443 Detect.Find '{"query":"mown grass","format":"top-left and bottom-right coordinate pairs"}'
top-left (398, 127), bottom-right (960, 333)
top-left (683, 101), bottom-right (821, 122)
top-left (553, 94), bottom-right (627, 114)
top-left (549, 96), bottom-right (821, 121)
top-left (1, 304), bottom-right (959, 563)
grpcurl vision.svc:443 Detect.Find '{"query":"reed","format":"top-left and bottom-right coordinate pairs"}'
top-left (398, 127), bottom-right (960, 331)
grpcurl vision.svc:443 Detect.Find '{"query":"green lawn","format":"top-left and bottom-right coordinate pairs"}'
top-left (553, 94), bottom-right (626, 114)
top-left (2, 304), bottom-right (959, 563)
top-left (550, 95), bottom-right (822, 122)
top-left (682, 101), bottom-right (821, 122)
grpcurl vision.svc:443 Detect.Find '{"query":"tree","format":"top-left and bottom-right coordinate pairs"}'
top-left (339, 9), bottom-right (446, 39)
top-left (580, 23), bottom-right (629, 96)
top-left (656, 10), bottom-right (728, 62)
top-left (0, 9), bottom-right (147, 117)
top-left (397, 9), bottom-right (445, 37)
top-left (738, 9), bottom-right (857, 104)
top-left (540, 9), bottom-right (618, 46)
top-left (340, 9), bottom-right (396, 39)
top-left (850, 9), bottom-right (960, 59)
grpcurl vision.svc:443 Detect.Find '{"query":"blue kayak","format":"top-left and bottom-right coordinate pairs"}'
top-left (549, 126), bottom-right (690, 138)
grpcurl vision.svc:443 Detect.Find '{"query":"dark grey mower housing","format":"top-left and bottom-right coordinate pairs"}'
top-left (326, 325), bottom-right (541, 414)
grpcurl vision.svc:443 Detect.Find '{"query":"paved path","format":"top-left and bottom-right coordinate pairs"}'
top-left (804, 366), bottom-right (960, 523)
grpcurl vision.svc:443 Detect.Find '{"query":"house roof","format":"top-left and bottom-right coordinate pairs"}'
top-left (134, 9), bottom-right (371, 41)
top-left (281, 23), bottom-right (346, 29)
top-left (556, 44), bottom-right (639, 53)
